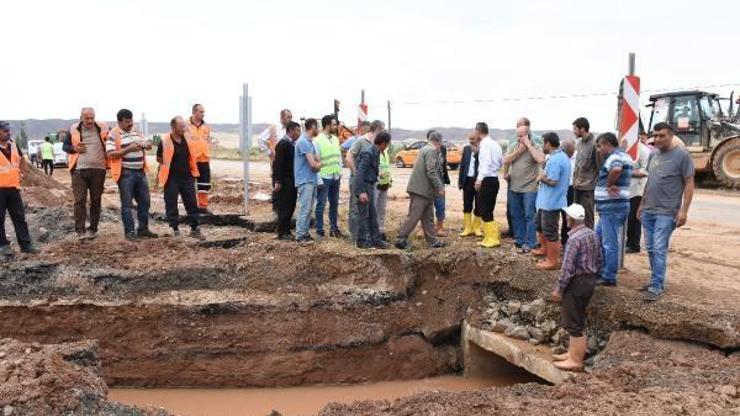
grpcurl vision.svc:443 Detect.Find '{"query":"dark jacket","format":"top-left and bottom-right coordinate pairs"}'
top-left (355, 145), bottom-right (380, 195)
top-left (458, 145), bottom-right (479, 189)
top-left (440, 145), bottom-right (450, 185)
top-left (407, 144), bottom-right (444, 199)
top-left (272, 137), bottom-right (296, 185)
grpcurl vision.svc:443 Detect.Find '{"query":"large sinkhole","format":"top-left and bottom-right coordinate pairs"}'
top-left (4, 230), bottom-right (658, 416)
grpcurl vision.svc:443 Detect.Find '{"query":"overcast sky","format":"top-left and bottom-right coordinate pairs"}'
top-left (3, 0), bottom-right (739, 131)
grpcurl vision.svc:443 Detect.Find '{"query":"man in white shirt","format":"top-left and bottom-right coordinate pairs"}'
top-left (474, 122), bottom-right (504, 248)
top-left (626, 139), bottom-right (651, 253)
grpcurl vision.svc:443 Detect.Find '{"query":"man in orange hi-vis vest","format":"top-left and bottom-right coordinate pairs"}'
top-left (157, 116), bottom-right (205, 240)
top-left (187, 104), bottom-right (212, 215)
top-left (106, 109), bottom-right (157, 241)
top-left (63, 107), bottom-right (109, 240)
top-left (0, 121), bottom-right (39, 257)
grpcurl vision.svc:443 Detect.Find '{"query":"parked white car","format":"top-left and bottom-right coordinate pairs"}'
top-left (53, 142), bottom-right (68, 167)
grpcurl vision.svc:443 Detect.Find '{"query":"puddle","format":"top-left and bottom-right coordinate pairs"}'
top-left (110, 375), bottom-right (519, 416)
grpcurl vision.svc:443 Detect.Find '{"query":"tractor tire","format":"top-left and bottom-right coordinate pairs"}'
top-left (712, 137), bottom-right (740, 189)
top-left (395, 158), bottom-right (406, 168)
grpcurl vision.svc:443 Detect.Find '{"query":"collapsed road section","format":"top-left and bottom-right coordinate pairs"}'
top-left (0, 227), bottom-right (737, 391)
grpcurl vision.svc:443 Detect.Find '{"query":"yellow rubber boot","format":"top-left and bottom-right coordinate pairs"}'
top-left (489, 221), bottom-right (501, 247)
top-left (472, 215), bottom-right (483, 237)
top-left (478, 221), bottom-right (501, 248)
top-left (459, 213), bottom-right (474, 237)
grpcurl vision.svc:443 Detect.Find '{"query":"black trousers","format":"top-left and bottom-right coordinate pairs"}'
top-left (164, 178), bottom-right (200, 231)
top-left (536, 209), bottom-right (561, 242)
top-left (560, 185), bottom-right (575, 245)
top-left (462, 179), bottom-right (480, 216)
top-left (275, 181), bottom-right (297, 237)
top-left (573, 188), bottom-right (595, 229)
top-left (561, 273), bottom-right (596, 337)
top-left (478, 177), bottom-right (500, 222)
top-left (626, 195), bottom-right (642, 251)
top-left (196, 162), bottom-right (211, 193)
top-left (42, 159), bottom-right (54, 176)
top-left (0, 188), bottom-right (32, 248)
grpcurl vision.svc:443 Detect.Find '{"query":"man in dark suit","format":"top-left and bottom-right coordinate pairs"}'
top-left (458, 132), bottom-right (482, 237)
top-left (272, 121), bottom-right (302, 240)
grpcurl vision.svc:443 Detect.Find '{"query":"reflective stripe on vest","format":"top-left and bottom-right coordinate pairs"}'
top-left (187, 118), bottom-right (211, 162)
top-left (68, 121), bottom-right (109, 171)
top-left (0, 142), bottom-right (21, 189)
top-left (109, 127), bottom-right (148, 183)
top-left (316, 134), bottom-right (341, 177)
top-left (158, 133), bottom-right (200, 187)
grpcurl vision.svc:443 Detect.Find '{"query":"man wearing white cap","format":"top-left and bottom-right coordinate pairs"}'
top-left (551, 203), bottom-right (602, 372)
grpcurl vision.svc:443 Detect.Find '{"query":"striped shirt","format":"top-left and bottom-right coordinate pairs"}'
top-left (106, 130), bottom-right (148, 170)
top-left (595, 149), bottom-right (633, 209)
top-left (556, 225), bottom-right (603, 291)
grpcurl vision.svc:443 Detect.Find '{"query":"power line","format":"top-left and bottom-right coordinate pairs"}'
top-left (372, 82), bottom-right (740, 106)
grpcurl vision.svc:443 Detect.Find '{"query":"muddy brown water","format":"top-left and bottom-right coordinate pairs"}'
top-left (110, 375), bottom-right (519, 416)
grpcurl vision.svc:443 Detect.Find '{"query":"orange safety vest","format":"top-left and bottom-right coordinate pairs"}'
top-left (158, 133), bottom-right (200, 187)
top-left (0, 141), bottom-right (21, 189)
top-left (187, 117), bottom-right (211, 163)
top-left (108, 126), bottom-right (149, 182)
top-left (68, 121), bottom-right (110, 171)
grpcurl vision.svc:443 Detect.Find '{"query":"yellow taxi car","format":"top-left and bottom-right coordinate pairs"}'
top-left (395, 140), bottom-right (461, 169)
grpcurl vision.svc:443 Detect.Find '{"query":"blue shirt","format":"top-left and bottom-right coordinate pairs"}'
top-left (595, 148), bottom-right (633, 210)
top-left (341, 136), bottom-right (359, 151)
top-left (294, 134), bottom-right (318, 186)
top-left (536, 149), bottom-right (571, 210)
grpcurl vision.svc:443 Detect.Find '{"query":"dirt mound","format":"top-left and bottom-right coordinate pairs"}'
top-left (20, 163), bottom-right (70, 208)
top-left (0, 338), bottom-right (170, 416)
top-left (317, 331), bottom-right (740, 416)
top-left (210, 177), bottom-right (273, 206)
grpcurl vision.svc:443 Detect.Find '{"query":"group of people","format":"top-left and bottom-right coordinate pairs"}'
top-left (269, 115), bottom-right (508, 250)
top-left (266, 112), bottom-right (695, 373)
top-left (550, 119), bottom-right (694, 372)
top-left (63, 105), bottom-right (214, 241)
top-left (0, 104), bottom-right (219, 257)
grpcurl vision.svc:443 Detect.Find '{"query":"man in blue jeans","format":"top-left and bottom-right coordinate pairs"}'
top-left (294, 118), bottom-right (321, 244)
top-left (505, 119), bottom-right (544, 253)
top-left (314, 115), bottom-right (344, 238)
top-left (593, 132), bottom-right (633, 286)
top-left (107, 109), bottom-right (157, 241)
top-left (637, 122), bottom-right (694, 301)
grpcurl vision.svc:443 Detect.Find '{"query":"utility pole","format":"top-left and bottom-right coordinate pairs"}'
top-left (358, 89), bottom-right (368, 127)
top-left (387, 100), bottom-right (392, 135)
top-left (140, 113), bottom-right (148, 138)
top-left (239, 83), bottom-right (252, 216)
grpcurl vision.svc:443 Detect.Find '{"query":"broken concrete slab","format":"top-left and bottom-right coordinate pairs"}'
top-left (462, 320), bottom-right (573, 385)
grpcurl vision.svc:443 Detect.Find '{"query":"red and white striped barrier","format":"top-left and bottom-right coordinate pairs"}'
top-left (619, 75), bottom-right (641, 160)
top-left (358, 103), bottom-right (368, 127)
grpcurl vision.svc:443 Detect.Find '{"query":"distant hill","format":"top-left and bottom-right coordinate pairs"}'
top-left (4, 119), bottom-right (270, 140)
top-left (5, 119), bottom-right (574, 147)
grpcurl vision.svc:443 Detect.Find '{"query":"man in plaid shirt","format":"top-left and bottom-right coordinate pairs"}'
top-left (551, 203), bottom-right (602, 371)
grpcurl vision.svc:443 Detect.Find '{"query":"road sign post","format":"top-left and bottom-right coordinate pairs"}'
top-left (617, 53), bottom-right (640, 269)
top-left (239, 83), bottom-right (252, 216)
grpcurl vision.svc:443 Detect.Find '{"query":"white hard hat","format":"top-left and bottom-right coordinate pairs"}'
top-left (564, 204), bottom-right (586, 221)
